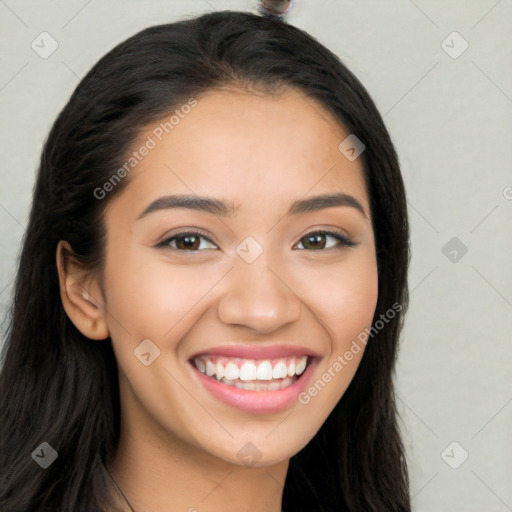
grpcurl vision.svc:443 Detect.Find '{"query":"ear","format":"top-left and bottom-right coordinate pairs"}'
top-left (56, 240), bottom-right (109, 340)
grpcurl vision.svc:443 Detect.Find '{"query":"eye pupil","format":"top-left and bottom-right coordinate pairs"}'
top-left (177, 235), bottom-right (200, 250)
top-left (304, 234), bottom-right (326, 250)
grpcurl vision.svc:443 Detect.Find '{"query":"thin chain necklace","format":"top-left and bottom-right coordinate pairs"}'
top-left (106, 466), bottom-right (286, 512)
top-left (106, 467), bottom-right (137, 512)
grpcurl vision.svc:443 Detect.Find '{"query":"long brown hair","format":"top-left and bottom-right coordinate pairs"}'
top-left (0, 11), bottom-right (410, 511)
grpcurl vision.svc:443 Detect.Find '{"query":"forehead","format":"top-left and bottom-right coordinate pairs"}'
top-left (114, 87), bottom-right (369, 214)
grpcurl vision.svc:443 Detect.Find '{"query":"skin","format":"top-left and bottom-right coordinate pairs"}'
top-left (57, 86), bottom-right (378, 512)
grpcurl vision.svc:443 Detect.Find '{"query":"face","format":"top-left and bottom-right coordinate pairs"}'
top-left (98, 87), bottom-right (378, 468)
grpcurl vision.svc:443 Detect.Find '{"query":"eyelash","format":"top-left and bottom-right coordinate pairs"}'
top-left (155, 229), bottom-right (357, 252)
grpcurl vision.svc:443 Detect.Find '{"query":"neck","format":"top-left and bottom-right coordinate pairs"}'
top-left (107, 410), bottom-right (288, 512)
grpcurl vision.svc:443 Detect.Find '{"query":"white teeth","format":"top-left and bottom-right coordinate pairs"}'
top-left (225, 376), bottom-right (295, 391)
top-left (287, 359), bottom-right (296, 377)
top-left (239, 360), bottom-right (257, 381)
top-left (192, 355), bottom-right (311, 386)
top-left (272, 361), bottom-right (288, 379)
top-left (206, 360), bottom-right (215, 376)
top-left (295, 356), bottom-right (307, 375)
top-left (224, 361), bottom-right (239, 380)
top-left (195, 358), bottom-right (206, 373)
top-left (236, 381), bottom-right (255, 390)
top-left (256, 360), bottom-right (273, 380)
top-left (215, 361), bottom-right (225, 380)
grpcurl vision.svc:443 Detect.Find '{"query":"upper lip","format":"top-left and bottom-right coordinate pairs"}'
top-left (190, 344), bottom-right (321, 360)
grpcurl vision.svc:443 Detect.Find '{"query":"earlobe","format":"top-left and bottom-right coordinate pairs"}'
top-left (56, 240), bottom-right (110, 340)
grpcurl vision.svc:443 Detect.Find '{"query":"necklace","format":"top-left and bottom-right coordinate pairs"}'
top-left (106, 467), bottom-right (137, 512)
top-left (106, 466), bottom-right (286, 512)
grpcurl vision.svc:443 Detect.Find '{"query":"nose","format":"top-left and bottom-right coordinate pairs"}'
top-left (217, 254), bottom-right (302, 334)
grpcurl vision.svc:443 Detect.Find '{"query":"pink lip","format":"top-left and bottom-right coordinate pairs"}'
top-left (190, 358), bottom-right (317, 414)
top-left (190, 343), bottom-right (321, 360)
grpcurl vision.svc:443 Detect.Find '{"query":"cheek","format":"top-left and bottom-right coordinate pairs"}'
top-left (296, 253), bottom-right (379, 345)
top-left (289, 253), bottom-right (378, 441)
top-left (295, 251), bottom-right (377, 389)
top-left (330, 274), bottom-right (379, 345)
top-left (101, 246), bottom-right (222, 359)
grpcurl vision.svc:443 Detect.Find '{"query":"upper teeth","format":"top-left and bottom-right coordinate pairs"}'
top-left (193, 355), bottom-right (308, 381)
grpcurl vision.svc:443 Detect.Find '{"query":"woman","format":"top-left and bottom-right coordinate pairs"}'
top-left (0, 10), bottom-right (410, 512)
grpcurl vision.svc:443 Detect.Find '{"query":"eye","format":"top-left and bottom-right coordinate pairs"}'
top-left (156, 230), bottom-right (218, 252)
top-left (294, 230), bottom-right (356, 251)
top-left (155, 229), bottom-right (356, 253)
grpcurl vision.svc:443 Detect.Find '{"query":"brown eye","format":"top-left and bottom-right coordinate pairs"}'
top-left (175, 234), bottom-right (201, 251)
top-left (157, 231), bottom-right (218, 251)
top-left (295, 230), bottom-right (356, 251)
top-left (302, 233), bottom-right (328, 250)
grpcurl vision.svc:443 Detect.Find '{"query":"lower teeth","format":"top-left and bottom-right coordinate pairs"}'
top-left (217, 376), bottom-right (296, 391)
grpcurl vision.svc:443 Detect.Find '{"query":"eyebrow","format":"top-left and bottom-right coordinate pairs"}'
top-left (136, 192), bottom-right (367, 220)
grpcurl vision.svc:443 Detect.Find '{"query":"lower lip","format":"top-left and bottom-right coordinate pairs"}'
top-left (190, 359), bottom-right (316, 414)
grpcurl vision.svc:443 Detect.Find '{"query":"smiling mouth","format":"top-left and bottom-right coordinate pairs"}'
top-left (190, 355), bottom-right (310, 391)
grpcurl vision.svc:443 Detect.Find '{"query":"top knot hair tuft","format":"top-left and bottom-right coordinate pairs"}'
top-left (257, 0), bottom-right (294, 22)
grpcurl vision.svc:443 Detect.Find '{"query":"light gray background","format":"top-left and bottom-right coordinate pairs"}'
top-left (1, 1), bottom-right (511, 511)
